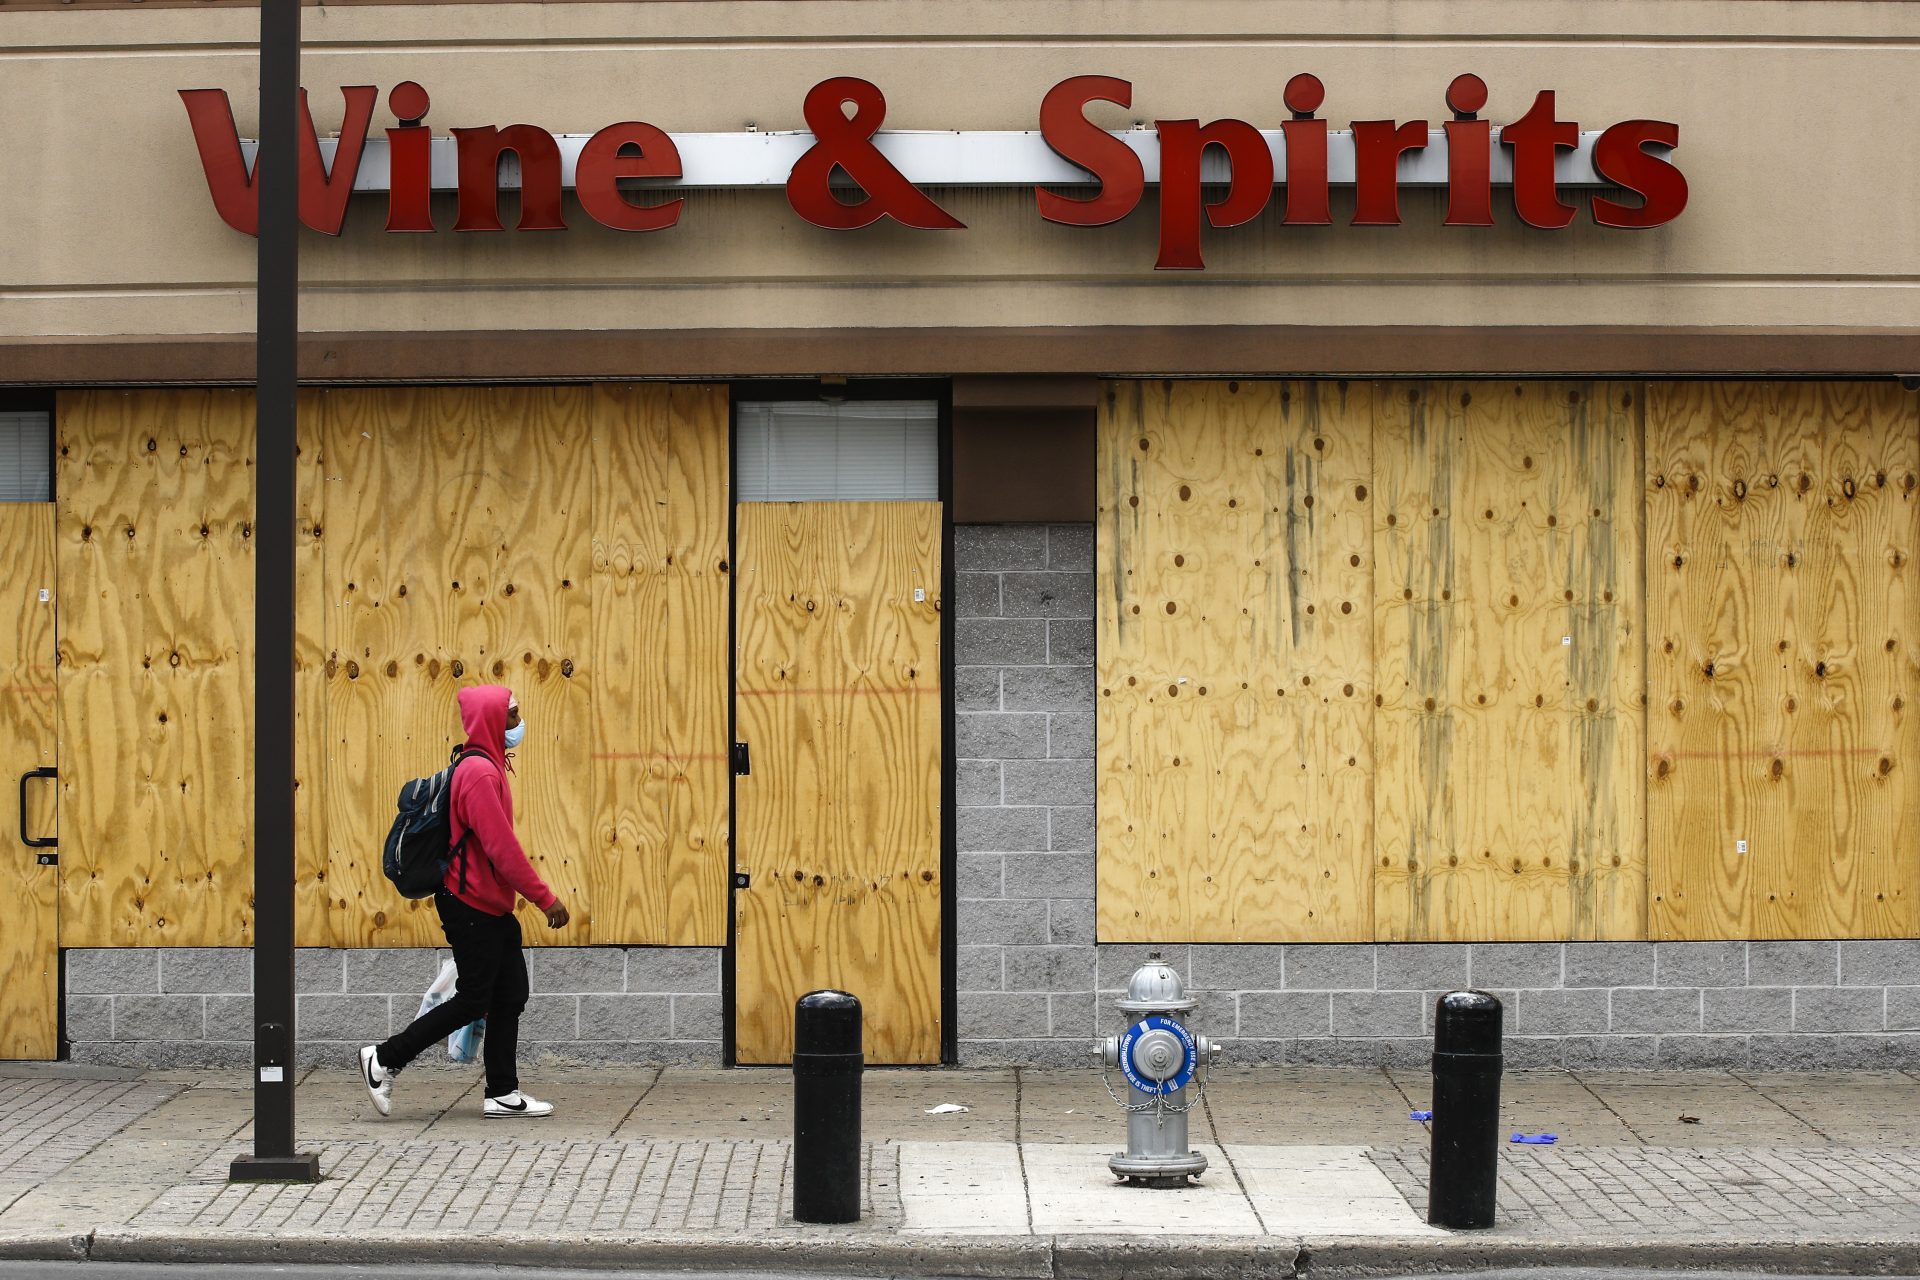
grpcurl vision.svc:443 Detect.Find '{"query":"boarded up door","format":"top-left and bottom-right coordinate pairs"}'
top-left (732, 502), bottom-right (943, 1064)
top-left (1, 505), bottom-right (59, 1058)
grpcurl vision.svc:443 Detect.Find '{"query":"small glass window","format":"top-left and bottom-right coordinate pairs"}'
top-left (0, 411), bottom-right (51, 502)
top-left (735, 400), bottom-right (938, 501)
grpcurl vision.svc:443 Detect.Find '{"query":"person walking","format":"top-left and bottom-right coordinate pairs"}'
top-left (360, 685), bottom-right (571, 1118)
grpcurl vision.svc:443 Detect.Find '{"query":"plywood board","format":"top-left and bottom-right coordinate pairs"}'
top-left (56, 391), bottom-right (260, 947)
top-left (0, 504), bottom-right (61, 1057)
top-left (1096, 380), bottom-right (1374, 943)
top-left (589, 384), bottom-right (731, 948)
top-left (1373, 382), bottom-right (1646, 941)
top-left (1647, 382), bottom-right (1920, 940)
top-left (733, 501), bottom-right (943, 1065)
top-left (315, 386), bottom-right (596, 948)
top-left (56, 385), bottom-right (730, 951)
top-left (294, 391), bottom-right (333, 947)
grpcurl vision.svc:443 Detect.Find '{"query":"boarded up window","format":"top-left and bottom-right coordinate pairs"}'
top-left (1372, 383), bottom-right (1646, 942)
top-left (1097, 381), bottom-right (1375, 943)
top-left (55, 385), bottom-right (731, 950)
top-left (1097, 379), bottom-right (1647, 944)
top-left (1646, 382), bottom-right (1920, 940)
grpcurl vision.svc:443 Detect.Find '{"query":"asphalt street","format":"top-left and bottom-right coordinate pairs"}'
top-left (5, 1267), bottom-right (838, 1280)
top-left (3, 1268), bottom-right (1916, 1280)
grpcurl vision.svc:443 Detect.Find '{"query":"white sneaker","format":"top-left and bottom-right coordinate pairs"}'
top-left (483, 1090), bottom-right (553, 1119)
top-left (358, 1045), bottom-right (393, 1117)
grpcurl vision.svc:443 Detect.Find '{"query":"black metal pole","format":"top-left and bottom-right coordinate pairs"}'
top-left (792, 990), bottom-right (862, 1223)
top-left (230, 0), bottom-right (318, 1184)
top-left (1427, 990), bottom-right (1502, 1228)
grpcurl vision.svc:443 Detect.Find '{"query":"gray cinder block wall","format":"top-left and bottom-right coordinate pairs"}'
top-left (953, 523), bottom-right (1103, 1065)
top-left (65, 946), bottom-right (722, 1069)
top-left (952, 523), bottom-right (1920, 1071)
top-left (57, 522), bottom-right (1920, 1070)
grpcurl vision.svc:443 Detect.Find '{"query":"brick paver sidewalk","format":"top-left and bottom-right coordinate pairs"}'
top-left (0, 1076), bottom-right (179, 1200)
top-left (1372, 1144), bottom-right (1920, 1240)
top-left (134, 1139), bottom-right (902, 1235)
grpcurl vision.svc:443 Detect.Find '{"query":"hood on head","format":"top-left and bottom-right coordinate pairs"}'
top-left (458, 684), bottom-right (513, 767)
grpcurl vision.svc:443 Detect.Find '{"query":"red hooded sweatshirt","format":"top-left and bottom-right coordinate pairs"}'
top-left (446, 685), bottom-right (558, 916)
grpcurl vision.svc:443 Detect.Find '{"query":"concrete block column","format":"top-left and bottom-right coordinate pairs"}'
top-left (955, 523), bottom-right (1099, 1065)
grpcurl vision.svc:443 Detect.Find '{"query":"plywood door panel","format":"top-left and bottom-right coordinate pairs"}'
top-left (1647, 382), bottom-right (1920, 940)
top-left (1373, 382), bottom-right (1645, 942)
top-left (0, 505), bottom-right (60, 1057)
top-left (589, 384), bottom-right (731, 948)
top-left (733, 502), bottom-right (942, 1065)
top-left (56, 391), bottom-right (261, 947)
top-left (316, 386), bottom-right (597, 948)
top-left (1096, 380), bottom-right (1374, 943)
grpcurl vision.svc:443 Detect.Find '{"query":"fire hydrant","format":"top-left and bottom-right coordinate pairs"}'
top-left (1094, 953), bottom-right (1224, 1186)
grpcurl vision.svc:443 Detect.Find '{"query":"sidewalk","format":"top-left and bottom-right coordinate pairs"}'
top-left (2, 1061), bottom-right (1918, 1276)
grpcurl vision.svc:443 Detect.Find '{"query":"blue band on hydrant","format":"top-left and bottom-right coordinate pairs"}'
top-left (1117, 1014), bottom-right (1197, 1096)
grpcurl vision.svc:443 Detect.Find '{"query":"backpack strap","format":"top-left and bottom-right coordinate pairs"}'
top-left (447, 748), bottom-right (491, 897)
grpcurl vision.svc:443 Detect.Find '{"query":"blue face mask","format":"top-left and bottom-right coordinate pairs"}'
top-left (504, 719), bottom-right (527, 751)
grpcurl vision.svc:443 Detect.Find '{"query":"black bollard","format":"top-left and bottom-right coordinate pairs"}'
top-left (792, 989), bottom-right (863, 1224)
top-left (1427, 990), bottom-right (1503, 1229)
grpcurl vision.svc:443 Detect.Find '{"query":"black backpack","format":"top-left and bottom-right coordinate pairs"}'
top-left (383, 747), bottom-right (490, 899)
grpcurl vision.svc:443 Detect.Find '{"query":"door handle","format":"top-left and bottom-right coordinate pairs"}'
top-left (19, 766), bottom-right (56, 850)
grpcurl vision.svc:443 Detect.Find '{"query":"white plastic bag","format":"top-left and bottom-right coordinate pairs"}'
top-left (447, 1017), bottom-right (484, 1064)
top-left (417, 957), bottom-right (485, 1063)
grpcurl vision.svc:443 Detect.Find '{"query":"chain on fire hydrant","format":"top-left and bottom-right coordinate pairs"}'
top-left (1093, 953), bottom-right (1225, 1186)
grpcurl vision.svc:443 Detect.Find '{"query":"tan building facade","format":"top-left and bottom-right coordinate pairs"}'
top-left (2, 1), bottom-right (1918, 1070)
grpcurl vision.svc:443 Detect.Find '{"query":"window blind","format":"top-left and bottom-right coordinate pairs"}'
top-left (0, 412), bottom-right (52, 502)
top-left (736, 400), bottom-right (938, 501)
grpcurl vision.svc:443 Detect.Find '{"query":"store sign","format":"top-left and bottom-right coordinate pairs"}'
top-left (179, 73), bottom-right (1686, 269)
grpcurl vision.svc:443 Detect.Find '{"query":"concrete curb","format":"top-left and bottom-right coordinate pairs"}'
top-left (0, 1228), bottom-right (1903, 1276)
top-left (0, 1232), bottom-right (88, 1262)
top-left (85, 1230), bottom-right (1057, 1276)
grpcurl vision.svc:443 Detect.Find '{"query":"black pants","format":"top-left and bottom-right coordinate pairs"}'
top-left (376, 891), bottom-right (529, 1098)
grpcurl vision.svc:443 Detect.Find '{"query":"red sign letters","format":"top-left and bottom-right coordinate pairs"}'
top-left (1036, 73), bottom-right (1687, 267)
top-left (179, 75), bottom-right (1687, 268)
